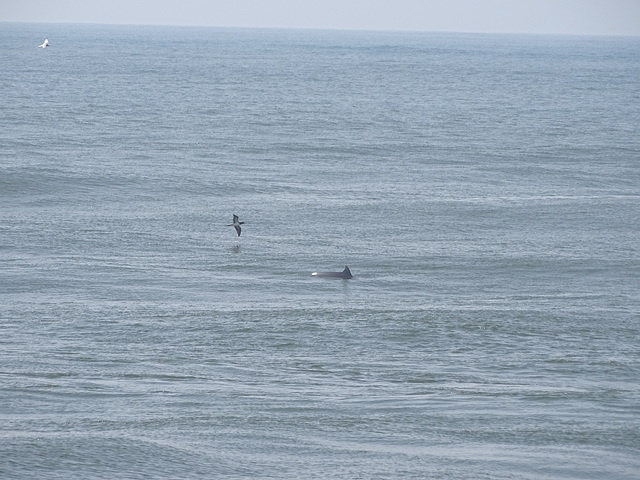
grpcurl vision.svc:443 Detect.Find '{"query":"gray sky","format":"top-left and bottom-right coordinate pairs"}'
top-left (2, 0), bottom-right (640, 36)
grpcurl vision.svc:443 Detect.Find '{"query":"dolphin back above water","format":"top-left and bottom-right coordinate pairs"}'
top-left (312, 266), bottom-right (353, 279)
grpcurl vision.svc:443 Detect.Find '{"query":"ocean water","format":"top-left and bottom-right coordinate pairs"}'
top-left (1, 22), bottom-right (639, 479)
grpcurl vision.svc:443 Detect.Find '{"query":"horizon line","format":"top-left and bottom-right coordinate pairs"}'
top-left (3, 20), bottom-right (639, 38)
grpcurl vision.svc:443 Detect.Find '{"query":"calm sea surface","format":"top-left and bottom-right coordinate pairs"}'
top-left (1, 23), bottom-right (639, 479)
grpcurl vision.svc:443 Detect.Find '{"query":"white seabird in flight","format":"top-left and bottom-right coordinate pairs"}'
top-left (39, 39), bottom-right (50, 48)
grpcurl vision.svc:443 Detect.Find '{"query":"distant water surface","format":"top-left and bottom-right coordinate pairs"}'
top-left (1, 23), bottom-right (639, 479)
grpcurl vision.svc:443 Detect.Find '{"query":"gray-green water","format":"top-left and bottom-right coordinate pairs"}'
top-left (1, 23), bottom-right (639, 478)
